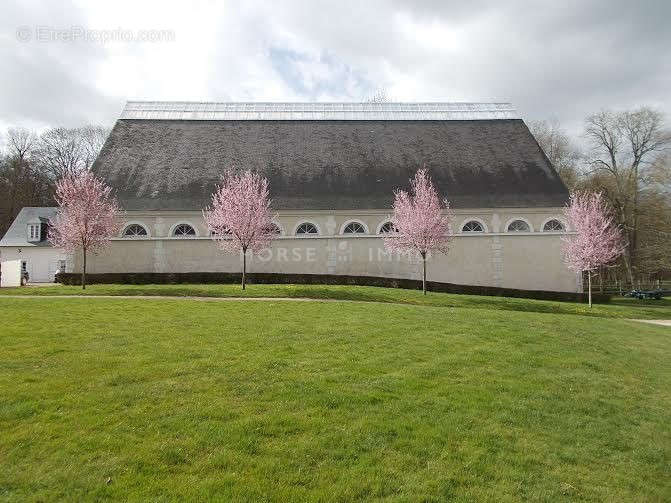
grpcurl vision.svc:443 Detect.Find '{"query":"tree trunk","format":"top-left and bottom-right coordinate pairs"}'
top-left (421, 252), bottom-right (427, 295)
top-left (631, 164), bottom-right (639, 282)
top-left (599, 267), bottom-right (604, 294)
top-left (588, 271), bottom-right (592, 308)
top-left (82, 247), bottom-right (87, 290)
top-left (242, 249), bottom-right (246, 290)
top-left (617, 204), bottom-right (635, 288)
top-left (623, 249), bottom-right (635, 288)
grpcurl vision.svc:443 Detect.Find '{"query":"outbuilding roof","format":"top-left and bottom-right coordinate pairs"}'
top-left (92, 102), bottom-right (569, 211)
top-left (0, 207), bottom-right (57, 247)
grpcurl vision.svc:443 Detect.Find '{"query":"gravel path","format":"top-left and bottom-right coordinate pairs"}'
top-left (630, 319), bottom-right (671, 327)
top-left (0, 294), bottom-right (353, 302)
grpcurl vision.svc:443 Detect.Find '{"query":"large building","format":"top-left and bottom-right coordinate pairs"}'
top-left (33, 102), bottom-right (581, 291)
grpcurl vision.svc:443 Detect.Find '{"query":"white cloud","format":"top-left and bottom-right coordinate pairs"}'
top-left (1, 0), bottom-right (669, 139)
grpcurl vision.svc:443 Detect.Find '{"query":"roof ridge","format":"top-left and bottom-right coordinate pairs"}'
top-left (120, 101), bottom-right (519, 121)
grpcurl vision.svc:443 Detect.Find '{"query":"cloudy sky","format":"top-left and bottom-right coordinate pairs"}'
top-left (2, 0), bottom-right (669, 137)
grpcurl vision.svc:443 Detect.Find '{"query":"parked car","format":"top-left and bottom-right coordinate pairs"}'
top-left (626, 289), bottom-right (664, 300)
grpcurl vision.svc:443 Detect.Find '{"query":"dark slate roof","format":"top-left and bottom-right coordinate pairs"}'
top-left (92, 119), bottom-right (569, 210)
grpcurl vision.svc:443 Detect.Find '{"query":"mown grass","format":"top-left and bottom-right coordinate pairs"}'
top-left (1, 282), bottom-right (670, 319)
top-left (0, 297), bottom-right (670, 501)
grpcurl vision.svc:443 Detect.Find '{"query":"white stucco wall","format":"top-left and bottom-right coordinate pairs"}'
top-left (0, 258), bottom-right (21, 287)
top-left (0, 247), bottom-right (71, 285)
top-left (74, 208), bottom-right (580, 293)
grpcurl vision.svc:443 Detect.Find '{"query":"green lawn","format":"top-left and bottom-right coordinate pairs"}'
top-left (1, 295), bottom-right (670, 501)
top-left (2, 283), bottom-right (671, 319)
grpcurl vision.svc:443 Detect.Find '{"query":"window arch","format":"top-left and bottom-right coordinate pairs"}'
top-left (506, 218), bottom-right (532, 233)
top-left (172, 223), bottom-right (197, 237)
top-left (460, 219), bottom-right (487, 233)
top-left (542, 218), bottom-right (565, 232)
top-left (295, 222), bottom-right (319, 236)
top-left (341, 220), bottom-right (368, 235)
top-left (122, 223), bottom-right (149, 238)
top-left (377, 221), bottom-right (396, 234)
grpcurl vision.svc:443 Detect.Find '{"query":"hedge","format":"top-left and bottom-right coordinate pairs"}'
top-left (54, 272), bottom-right (610, 304)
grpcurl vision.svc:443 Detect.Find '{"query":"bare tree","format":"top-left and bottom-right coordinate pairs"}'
top-left (37, 126), bottom-right (110, 179)
top-left (636, 191), bottom-right (671, 279)
top-left (0, 128), bottom-right (52, 236)
top-left (632, 155), bottom-right (671, 281)
top-left (38, 127), bottom-right (85, 179)
top-left (528, 119), bottom-right (581, 190)
top-left (6, 127), bottom-right (38, 162)
top-left (584, 107), bottom-right (671, 286)
top-left (80, 125), bottom-right (110, 169)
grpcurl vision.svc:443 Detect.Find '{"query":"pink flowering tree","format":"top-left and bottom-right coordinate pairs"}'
top-left (49, 171), bottom-right (121, 289)
top-left (203, 170), bottom-right (275, 290)
top-left (384, 168), bottom-right (453, 295)
top-left (562, 191), bottom-right (624, 307)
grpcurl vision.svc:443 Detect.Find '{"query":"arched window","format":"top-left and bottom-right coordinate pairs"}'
top-left (173, 223), bottom-right (196, 237)
top-left (507, 219), bottom-right (531, 232)
top-left (343, 221), bottom-right (367, 234)
top-left (296, 222), bottom-right (318, 235)
top-left (378, 221), bottom-right (396, 233)
top-left (542, 219), bottom-right (564, 232)
top-left (266, 223), bottom-right (282, 235)
top-left (122, 224), bottom-right (148, 237)
top-left (461, 220), bottom-right (484, 233)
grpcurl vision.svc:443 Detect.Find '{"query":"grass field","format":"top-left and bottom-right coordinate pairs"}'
top-left (1, 287), bottom-right (670, 501)
top-left (2, 282), bottom-right (671, 319)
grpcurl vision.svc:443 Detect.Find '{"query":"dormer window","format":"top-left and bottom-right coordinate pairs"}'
top-left (27, 223), bottom-right (41, 242)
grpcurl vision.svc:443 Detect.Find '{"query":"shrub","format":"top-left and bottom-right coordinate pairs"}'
top-left (54, 272), bottom-right (610, 304)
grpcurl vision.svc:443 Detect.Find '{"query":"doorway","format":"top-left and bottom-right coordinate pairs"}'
top-left (21, 260), bottom-right (28, 285)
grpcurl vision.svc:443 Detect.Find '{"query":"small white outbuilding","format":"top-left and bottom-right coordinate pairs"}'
top-left (0, 207), bottom-right (71, 287)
